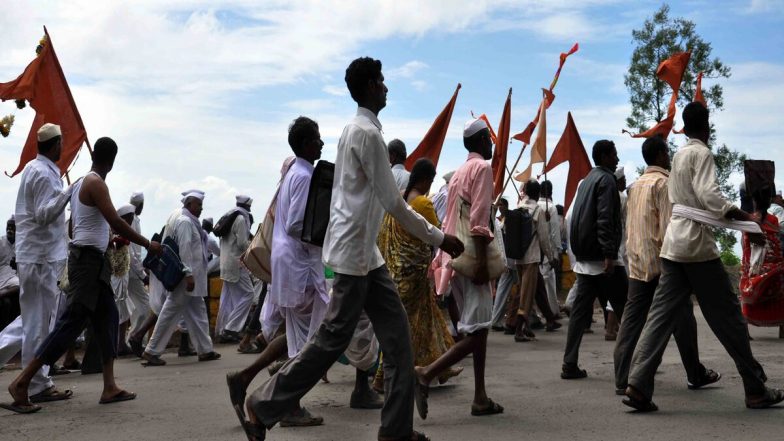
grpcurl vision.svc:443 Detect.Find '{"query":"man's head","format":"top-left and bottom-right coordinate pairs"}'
top-left (541, 180), bottom-right (553, 199)
top-left (288, 116), bottom-right (323, 164)
top-left (682, 101), bottom-right (710, 144)
top-left (6, 216), bottom-right (15, 244)
top-left (641, 135), bottom-right (671, 170)
top-left (117, 204), bottom-right (136, 226)
top-left (524, 179), bottom-right (541, 201)
top-left (463, 118), bottom-right (493, 160)
top-left (130, 192), bottom-right (144, 216)
top-left (592, 139), bottom-right (619, 170)
top-left (751, 187), bottom-right (773, 214)
top-left (345, 57), bottom-right (387, 112)
top-left (236, 195), bottom-right (253, 212)
top-left (388, 139), bottom-right (407, 166)
top-left (37, 123), bottom-right (62, 162)
top-left (556, 205), bottom-right (564, 217)
top-left (92, 137), bottom-right (118, 173)
top-left (202, 217), bottom-right (214, 234)
top-left (181, 190), bottom-right (205, 218)
top-left (497, 198), bottom-right (509, 217)
top-left (614, 167), bottom-right (627, 192)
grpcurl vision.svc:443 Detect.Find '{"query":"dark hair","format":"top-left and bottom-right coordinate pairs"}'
top-left (92, 137), bottom-right (118, 165)
top-left (642, 135), bottom-right (668, 166)
top-left (682, 101), bottom-right (709, 135)
top-left (591, 139), bottom-right (616, 165)
top-left (388, 139), bottom-right (406, 163)
top-left (751, 186), bottom-right (773, 214)
top-left (464, 128), bottom-right (489, 152)
top-left (556, 204), bottom-right (564, 216)
top-left (288, 116), bottom-right (319, 155)
top-left (498, 198), bottom-right (509, 207)
top-left (524, 179), bottom-right (541, 201)
top-left (37, 136), bottom-right (61, 154)
top-left (345, 57), bottom-right (382, 103)
top-left (403, 158), bottom-right (436, 200)
top-left (541, 180), bottom-right (553, 198)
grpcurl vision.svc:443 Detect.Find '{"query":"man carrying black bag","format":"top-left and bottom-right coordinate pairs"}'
top-left (242, 57), bottom-right (464, 441)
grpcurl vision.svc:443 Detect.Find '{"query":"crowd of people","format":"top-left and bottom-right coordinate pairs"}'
top-left (0, 56), bottom-right (783, 441)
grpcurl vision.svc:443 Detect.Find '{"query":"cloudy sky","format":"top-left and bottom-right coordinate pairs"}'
top-left (1, 0), bottom-right (782, 239)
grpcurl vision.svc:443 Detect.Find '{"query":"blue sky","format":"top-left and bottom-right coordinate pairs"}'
top-left (0, 0), bottom-right (782, 241)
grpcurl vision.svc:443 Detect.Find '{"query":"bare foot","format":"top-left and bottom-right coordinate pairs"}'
top-left (414, 366), bottom-right (431, 386)
top-left (8, 378), bottom-right (33, 409)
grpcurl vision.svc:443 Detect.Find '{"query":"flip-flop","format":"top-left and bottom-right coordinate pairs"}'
top-left (226, 372), bottom-right (247, 424)
top-left (241, 419), bottom-right (266, 441)
top-left (237, 343), bottom-right (263, 354)
top-left (471, 399), bottom-right (504, 416)
top-left (622, 396), bottom-right (658, 412)
top-left (746, 388), bottom-right (784, 409)
top-left (29, 388), bottom-right (73, 403)
top-left (378, 430), bottom-right (431, 441)
top-left (414, 379), bottom-right (429, 420)
top-left (99, 390), bottom-right (137, 404)
top-left (0, 402), bottom-right (43, 414)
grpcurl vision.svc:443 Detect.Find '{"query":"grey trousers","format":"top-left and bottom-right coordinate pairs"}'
top-left (613, 277), bottom-right (704, 390)
top-left (628, 259), bottom-right (767, 400)
top-left (563, 267), bottom-right (628, 366)
top-left (491, 267), bottom-right (518, 328)
top-left (249, 265), bottom-right (413, 438)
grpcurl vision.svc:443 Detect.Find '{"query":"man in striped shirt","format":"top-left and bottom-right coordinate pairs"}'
top-left (613, 135), bottom-right (719, 396)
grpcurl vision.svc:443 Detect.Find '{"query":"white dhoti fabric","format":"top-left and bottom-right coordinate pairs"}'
top-left (449, 273), bottom-right (493, 334)
top-left (539, 260), bottom-right (559, 315)
top-left (343, 311), bottom-right (380, 371)
top-left (18, 260), bottom-right (65, 395)
top-left (281, 286), bottom-right (328, 358)
top-left (112, 274), bottom-right (131, 324)
top-left (0, 316), bottom-right (23, 365)
top-left (260, 297), bottom-right (284, 343)
top-left (216, 269), bottom-right (254, 334)
top-left (145, 293), bottom-right (213, 356)
top-left (126, 273), bottom-right (150, 335)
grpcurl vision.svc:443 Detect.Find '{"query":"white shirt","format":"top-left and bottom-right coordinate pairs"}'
top-left (518, 198), bottom-right (553, 265)
top-left (14, 155), bottom-right (69, 264)
top-left (129, 215), bottom-right (145, 278)
top-left (432, 184), bottom-right (449, 223)
top-left (537, 197), bottom-right (561, 262)
top-left (323, 107), bottom-right (444, 276)
top-left (0, 236), bottom-right (17, 289)
top-left (770, 203), bottom-right (784, 229)
top-left (391, 164), bottom-right (410, 193)
top-left (270, 158), bottom-right (328, 308)
top-left (169, 212), bottom-right (208, 297)
top-left (219, 208), bottom-right (252, 282)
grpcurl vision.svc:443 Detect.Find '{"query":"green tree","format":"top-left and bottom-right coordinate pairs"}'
top-left (625, 3), bottom-right (746, 263)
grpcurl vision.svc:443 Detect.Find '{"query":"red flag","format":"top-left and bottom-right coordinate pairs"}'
top-left (543, 112), bottom-right (592, 211)
top-left (476, 113), bottom-right (498, 145)
top-left (0, 28), bottom-right (88, 177)
top-left (512, 43), bottom-right (577, 144)
top-left (405, 83), bottom-right (461, 170)
top-left (515, 90), bottom-right (549, 183)
top-left (694, 71), bottom-right (706, 106)
top-left (491, 88), bottom-right (512, 197)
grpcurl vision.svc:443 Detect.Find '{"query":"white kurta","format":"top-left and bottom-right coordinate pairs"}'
top-left (391, 164), bottom-right (410, 193)
top-left (126, 215), bottom-right (150, 334)
top-left (0, 236), bottom-right (18, 290)
top-left (216, 209), bottom-right (254, 334)
top-left (537, 198), bottom-right (561, 316)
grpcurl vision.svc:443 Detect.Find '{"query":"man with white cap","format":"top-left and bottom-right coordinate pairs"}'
top-left (126, 192), bottom-right (150, 339)
top-left (415, 117), bottom-right (503, 418)
top-left (216, 194), bottom-right (254, 342)
top-left (141, 190), bottom-right (220, 366)
top-left (7, 123), bottom-right (72, 405)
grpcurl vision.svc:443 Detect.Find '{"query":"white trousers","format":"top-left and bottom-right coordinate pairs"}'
top-left (18, 260), bottom-right (65, 395)
top-left (216, 271), bottom-right (254, 334)
top-left (145, 293), bottom-right (213, 356)
top-left (282, 289), bottom-right (328, 358)
top-left (112, 274), bottom-right (131, 324)
top-left (126, 272), bottom-right (150, 335)
top-left (539, 261), bottom-right (560, 315)
top-left (260, 297), bottom-right (284, 343)
top-left (0, 316), bottom-right (23, 365)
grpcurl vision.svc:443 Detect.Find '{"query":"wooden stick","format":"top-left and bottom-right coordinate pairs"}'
top-left (494, 142), bottom-right (527, 205)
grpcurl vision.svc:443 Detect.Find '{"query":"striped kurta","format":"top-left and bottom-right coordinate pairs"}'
top-left (625, 166), bottom-right (671, 282)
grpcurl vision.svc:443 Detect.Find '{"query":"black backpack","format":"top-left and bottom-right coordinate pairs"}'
top-left (213, 210), bottom-right (242, 238)
top-left (301, 160), bottom-right (335, 247)
top-left (503, 206), bottom-right (536, 259)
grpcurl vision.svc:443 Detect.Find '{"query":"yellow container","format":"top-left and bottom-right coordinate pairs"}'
top-left (207, 277), bottom-right (223, 335)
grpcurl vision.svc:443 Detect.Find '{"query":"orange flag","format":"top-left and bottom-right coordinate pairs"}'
top-left (491, 88), bottom-right (512, 197)
top-left (475, 113), bottom-right (498, 145)
top-left (694, 71), bottom-right (706, 106)
top-left (623, 51), bottom-right (691, 140)
top-left (405, 83), bottom-right (461, 170)
top-left (512, 43), bottom-right (578, 144)
top-left (515, 90), bottom-right (548, 182)
top-left (0, 28), bottom-right (88, 177)
top-left (543, 112), bottom-right (592, 211)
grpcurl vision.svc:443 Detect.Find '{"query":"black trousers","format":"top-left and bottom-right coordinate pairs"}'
top-left (244, 282), bottom-right (267, 335)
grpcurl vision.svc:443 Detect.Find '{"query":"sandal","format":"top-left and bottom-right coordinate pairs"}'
top-left (30, 387), bottom-right (73, 403)
top-left (414, 378), bottom-right (429, 420)
top-left (0, 402), bottom-right (42, 414)
top-left (688, 369), bottom-right (721, 390)
top-left (99, 390), bottom-right (137, 404)
top-left (378, 430), bottom-right (431, 441)
top-left (746, 388), bottom-right (784, 409)
top-left (237, 343), bottom-right (263, 354)
top-left (622, 387), bottom-right (658, 412)
top-left (226, 372), bottom-right (247, 424)
top-left (198, 351), bottom-right (222, 362)
top-left (141, 353), bottom-right (166, 367)
top-left (471, 399), bottom-right (504, 416)
top-left (241, 419), bottom-right (266, 441)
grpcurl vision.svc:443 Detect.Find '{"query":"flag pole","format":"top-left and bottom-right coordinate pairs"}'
top-left (495, 142), bottom-right (527, 206)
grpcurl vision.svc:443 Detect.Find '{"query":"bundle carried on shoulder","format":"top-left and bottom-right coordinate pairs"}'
top-left (213, 210), bottom-right (242, 238)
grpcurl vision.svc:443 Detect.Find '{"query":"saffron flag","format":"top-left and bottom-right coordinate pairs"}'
top-left (515, 91), bottom-right (548, 182)
top-left (0, 27), bottom-right (88, 177)
top-left (694, 71), bottom-right (706, 106)
top-left (512, 43), bottom-right (578, 144)
top-left (491, 88), bottom-right (512, 197)
top-left (405, 83), bottom-right (461, 170)
top-left (543, 112), bottom-right (592, 211)
top-left (476, 113), bottom-right (498, 145)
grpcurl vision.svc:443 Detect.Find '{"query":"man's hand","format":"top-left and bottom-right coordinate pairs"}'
top-left (439, 234), bottom-right (464, 259)
top-left (603, 257), bottom-right (615, 275)
top-left (148, 241), bottom-right (163, 256)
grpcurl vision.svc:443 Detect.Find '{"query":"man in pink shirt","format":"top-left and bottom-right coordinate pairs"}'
top-left (415, 118), bottom-right (503, 418)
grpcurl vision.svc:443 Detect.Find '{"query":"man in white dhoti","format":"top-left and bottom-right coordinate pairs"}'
top-left (538, 181), bottom-right (562, 319)
top-left (111, 204), bottom-right (136, 355)
top-left (126, 192), bottom-right (150, 340)
top-left (216, 195), bottom-right (254, 342)
top-left (10, 124), bottom-right (71, 403)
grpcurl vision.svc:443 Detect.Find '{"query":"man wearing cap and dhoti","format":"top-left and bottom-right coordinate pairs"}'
top-left (141, 190), bottom-right (220, 366)
top-left (216, 195), bottom-right (255, 342)
top-left (126, 192), bottom-right (150, 339)
top-left (110, 204), bottom-right (137, 355)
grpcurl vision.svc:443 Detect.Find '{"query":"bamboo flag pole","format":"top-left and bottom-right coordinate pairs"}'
top-left (494, 142), bottom-right (527, 206)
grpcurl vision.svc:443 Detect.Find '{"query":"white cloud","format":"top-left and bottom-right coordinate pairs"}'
top-left (745, 0), bottom-right (783, 13)
top-left (322, 84), bottom-right (347, 96)
top-left (388, 60), bottom-right (429, 79)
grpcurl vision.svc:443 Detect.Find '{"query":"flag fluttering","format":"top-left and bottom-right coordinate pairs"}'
top-left (405, 83), bottom-right (461, 170)
top-left (694, 71), bottom-right (706, 106)
top-left (0, 27), bottom-right (88, 177)
top-left (515, 89), bottom-right (549, 182)
top-left (542, 112), bottom-right (592, 211)
top-left (512, 43), bottom-right (578, 145)
top-left (623, 51), bottom-right (691, 140)
top-left (491, 88), bottom-right (512, 197)
top-left (475, 113), bottom-right (498, 145)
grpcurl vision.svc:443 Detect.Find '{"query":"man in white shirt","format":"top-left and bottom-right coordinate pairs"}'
top-left (202, 217), bottom-right (221, 275)
top-left (245, 57), bottom-right (463, 441)
top-left (126, 192), bottom-right (150, 340)
top-left (538, 180), bottom-right (562, 318)
top-left (389, 139), bottom-right (410, 193)
top-left (216, 195), bottom-right (254, 342)
top-left (141, 191), bottom-right (220, 366)
top-left (0, 216), bottom-right (22, 366)
top-left (625, 102), bottom-right (782, 412)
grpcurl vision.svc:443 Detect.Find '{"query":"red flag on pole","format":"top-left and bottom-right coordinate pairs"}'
top-left (491, 88), bottom-right (512, 197)
top-left (405, 83), bottom-right (461, 170)
top-left (515, 90), bottom-right (549, 182)
top-left (476, 113), bottom-right (498, 145)
top-left (543, 112), bottom-right (592, 211)
top-left (0, 27), bottom-right (88, 177)
top-left (694, 71), bottom-right (706, 106)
